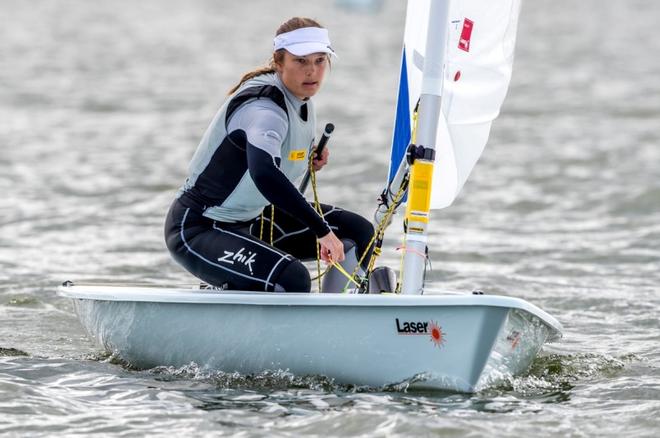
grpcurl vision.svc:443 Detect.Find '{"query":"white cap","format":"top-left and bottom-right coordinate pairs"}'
top-left (273, 27), bottom-right (337, 57)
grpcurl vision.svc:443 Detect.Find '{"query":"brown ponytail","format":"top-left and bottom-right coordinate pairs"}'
top-left (228, 17), bottom-right (324, 95)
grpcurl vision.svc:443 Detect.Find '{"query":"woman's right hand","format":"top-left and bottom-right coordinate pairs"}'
top-left (317, 231), bottom-right (345, 264)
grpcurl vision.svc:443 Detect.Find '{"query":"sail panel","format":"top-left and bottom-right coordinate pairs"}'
top-left (388, 0), bottom-right (522, 209)
top-left (388, 50), bottom-right (413, 183)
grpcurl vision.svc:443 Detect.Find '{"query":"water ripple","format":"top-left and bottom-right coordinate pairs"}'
top-left (1, 0), bottom-right (660, 436)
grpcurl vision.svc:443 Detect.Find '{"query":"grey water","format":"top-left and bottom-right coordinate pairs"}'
top-left (1, 0), bottom-right (659, 436)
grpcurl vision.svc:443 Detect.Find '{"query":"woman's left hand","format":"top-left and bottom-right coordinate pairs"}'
top-left (317, 230), bottom-right (345, 264)
top-left (312, 147), bottom-right (329, 171)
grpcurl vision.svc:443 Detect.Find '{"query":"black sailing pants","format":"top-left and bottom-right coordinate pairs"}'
top-left (164, 199), bottom-right (374, 292)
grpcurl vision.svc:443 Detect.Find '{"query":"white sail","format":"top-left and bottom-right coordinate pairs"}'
top-left (388, 0), bottom-right (522, 209)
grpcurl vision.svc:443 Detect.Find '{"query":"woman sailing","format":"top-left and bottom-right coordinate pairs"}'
top-left (165, 17), bottom-right (374, 292)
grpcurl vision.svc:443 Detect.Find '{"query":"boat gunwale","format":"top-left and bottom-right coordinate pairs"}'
top-left (57, 284), bottom-right (563, 338)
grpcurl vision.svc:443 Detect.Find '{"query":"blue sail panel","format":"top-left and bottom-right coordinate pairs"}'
top-left (388, 47), bottom-right (412, 183)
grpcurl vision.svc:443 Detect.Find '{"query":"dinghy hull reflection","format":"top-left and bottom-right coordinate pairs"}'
top-left (59, 285), bottom-right (562, 392)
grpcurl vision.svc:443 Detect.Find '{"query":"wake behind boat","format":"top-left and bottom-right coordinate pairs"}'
top-left (58, 283), bottom-right (561, 392)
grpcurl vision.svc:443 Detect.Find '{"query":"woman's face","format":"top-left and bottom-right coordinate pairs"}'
top-left (276, 51), bottom-right (328, 100)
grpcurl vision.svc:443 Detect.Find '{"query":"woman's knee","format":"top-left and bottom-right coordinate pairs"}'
top-left (273, 260), bottom-right (311, 292)
top-left (340, 211), bottom-right (374, 252)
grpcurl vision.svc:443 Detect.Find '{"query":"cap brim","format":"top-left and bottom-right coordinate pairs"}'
top-left (284, 42), bottom-right (337, 58)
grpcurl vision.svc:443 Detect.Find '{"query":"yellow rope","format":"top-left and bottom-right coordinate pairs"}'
top-left (307, 141), bottom-right (409, 293)
top-left (309, 150), bottom-right (324, 293)
top-left (259, 205), bottom-right (276, 245)
top-left (310, 157), bottom-right (360, 293)
top-left (395, 107), bottom-right (418, 294)
top-left (367, 246), bottom-right (382, 273)
top-left (310, 265), bottom-right (330, 282)
top-left (412, 110), bottom-right (419, 143)
top-left (395, 107), bottom-right (419, 293)
top-left (347, 107), bottom-right (419, 291)
top-left (350, 180), bottom-right (408, 282)
top-left (331, 261), bottom-right (362, 290)
top-left (269, 204), bottom-right (274, 245)
top-left (259, 212), bottom-right (264, 241)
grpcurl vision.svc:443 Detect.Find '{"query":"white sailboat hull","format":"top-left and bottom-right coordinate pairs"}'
top-left (59, 285), bottom-right (562, 392)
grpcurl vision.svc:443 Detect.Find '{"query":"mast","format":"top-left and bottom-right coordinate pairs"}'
top-left (400, 0), bottom-right (450, 295)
